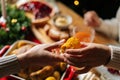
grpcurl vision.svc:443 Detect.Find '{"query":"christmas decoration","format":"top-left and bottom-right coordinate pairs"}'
top-left (0, 5), bottom-right (31, 49)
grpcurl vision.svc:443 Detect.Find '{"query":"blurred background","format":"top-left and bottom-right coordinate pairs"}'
top-left (59, 0), bottom-right (120, 19)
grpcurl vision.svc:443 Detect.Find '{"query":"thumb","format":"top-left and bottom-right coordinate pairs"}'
top-left (80, 42), bottom-right (92, 47)
top-left (46, 39), bottom-right (65, 50)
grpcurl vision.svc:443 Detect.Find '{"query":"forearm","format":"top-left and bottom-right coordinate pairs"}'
top-left (0, 54), bottom-right (20, 77)
top-left (106, 45), bottom-right (120, 70)
top-left (95, 18), bottom-right (119, 40)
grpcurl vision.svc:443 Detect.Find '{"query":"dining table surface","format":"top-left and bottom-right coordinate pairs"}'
top-left (0, 1), bottom-right (119, 80)
top-left (56, 1), bottom-right (118, 45)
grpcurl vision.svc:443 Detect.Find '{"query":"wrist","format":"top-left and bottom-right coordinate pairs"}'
top-left (106, 45), bottom-right (120, 70)
top-left (17, 53), bottom-right (29, 69)
top-left (104, 46), bottom-right (111, 65)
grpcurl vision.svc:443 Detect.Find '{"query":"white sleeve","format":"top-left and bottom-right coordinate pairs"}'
top-left (107, 45), bottom-right (120, 70)
top-left (95, 7), bottom-right (120, 40)
top-left (95, 18), bottom-right (119, 40)
top-left (0, 54), bottom-right (21, 77)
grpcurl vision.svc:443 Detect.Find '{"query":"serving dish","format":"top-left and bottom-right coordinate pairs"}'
top-left (2, 41), bottom-right (119, 80)
top-left (16, 0), bottom-right (55, 25)
top-left (3, 40), bottom-right (67, 80)
top-left (31, 21), bottom-right (72, 44)
top-left (51, 14), bottom-right (72, 30)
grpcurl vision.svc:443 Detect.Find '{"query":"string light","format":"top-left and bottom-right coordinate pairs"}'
top-left (74, 0), bottom-right (79, 6)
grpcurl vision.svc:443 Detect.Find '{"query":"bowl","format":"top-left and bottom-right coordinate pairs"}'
top-left (3, 40), bottom-right (67, 80)
top-left (52, 14), bottom-right (72, 30)
top-left (17, 0), bottom-right (55, 25)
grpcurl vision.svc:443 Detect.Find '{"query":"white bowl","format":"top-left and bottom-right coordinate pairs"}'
top-left (52, 14), bottom-right (72, 30)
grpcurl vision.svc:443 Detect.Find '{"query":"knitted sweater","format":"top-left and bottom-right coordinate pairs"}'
top-left (0, 54), bottom-right (20, 78)
top-left (95, 7), bottom-right (120, 70)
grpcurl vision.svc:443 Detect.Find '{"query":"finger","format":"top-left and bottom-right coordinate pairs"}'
top-left (68, 62), bottom-right (87, 68)
top-left (51, 53), bottom-right (65, 62)
top-left (66, 61), bottom-right (85, 68)
top-left (45, 39), bottom-right (65, 50)
top-left (64, 58), bottom-right (87, 67)
top-left (28, 44), bottom-right (48, 51)
top-left (65, 42), bottom-right (91, 54)
top-left (65, 47), bottom-right (88, 55)
top-left (65, 49), bottom-right (82, 55)
top-left (80, 42), bottom-right (91, 46)
top-left (75, 66), bottom-right (92, 74)
top-left (64, 53), bottom-right (86, 63)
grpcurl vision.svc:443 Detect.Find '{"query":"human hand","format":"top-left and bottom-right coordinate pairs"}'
top-left (84, 11), bottom-right (101, 27)
top-left (64, 42), bottom-right (111, 74)
top-left (17, 39), bottom-right (65, 68)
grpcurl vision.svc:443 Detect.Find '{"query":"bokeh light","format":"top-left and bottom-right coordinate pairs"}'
top-left (74, 0), bottom-right (79, 6)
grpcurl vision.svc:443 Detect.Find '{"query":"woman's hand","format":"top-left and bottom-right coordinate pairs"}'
top-left (84, 11), bottom-right (101, 27)
top-left (17, 40), bottom-right (65, 68)
top-left (64, 42), bottom-right (111, 74)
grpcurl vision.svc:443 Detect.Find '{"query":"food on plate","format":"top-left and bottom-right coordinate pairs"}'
top-left (60, 32), bottom-right (69, 40)
top-left (45, 76), bottom-right (56, 80)
top-left (18, 68), bottom-right (29, 79)
top-left (18, 0), bottom-right (54, 24)
top-left (61, 37), bottom-right (81, 52)
top-left (8, 41), bottom-right (67, 80)
top-left (33, 21), bottom-right (70, 43)
top-left (48, 28), bottom-right (60, 41)
top-left (61, 29), bottom-right (94, 52)
top-left (37, 28), bottom-right (55, 43)
top-left (52, 14), bottom-right (72, 30)
top-left (55, 16), bottom-right (68, 27)
top-left (59, 62), bottom-right (67, 72)
top-left (108, 68), bottom-right (120, 75)
top-left (43, 24), bottom-right (51, 33)
top-left (53, 71), bottom-right (61, 80)
top-left (48, 21), bottom-right (70, 41)
top-left (30, 66), bottom-right (54, 80)
top-left (48, 28), bottom-right (69, 41)
top-left (10, 44), bottom-right (34, 55)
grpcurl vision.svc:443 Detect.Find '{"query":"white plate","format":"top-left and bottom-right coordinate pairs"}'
top-left (95, 66), bottom-right (120, 80)
top-left (3, 40), bottom-right (67, 80)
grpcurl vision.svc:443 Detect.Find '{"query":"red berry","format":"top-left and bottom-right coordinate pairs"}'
top-left (21, 26), bottom-right (26, 31)
top-left (0, 22), bottom-right (6, 28)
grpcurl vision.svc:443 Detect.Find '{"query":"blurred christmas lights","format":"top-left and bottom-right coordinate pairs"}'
top-left (74, 0), bottom-right (79, 6)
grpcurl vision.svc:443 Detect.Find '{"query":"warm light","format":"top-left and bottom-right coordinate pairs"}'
top-left (74, 0), bottom-right (79, 6)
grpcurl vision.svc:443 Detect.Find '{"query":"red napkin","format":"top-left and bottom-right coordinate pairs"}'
top-left (0, 76), bottom-right (19, 80)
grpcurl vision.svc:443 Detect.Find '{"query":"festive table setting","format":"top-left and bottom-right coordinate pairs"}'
top-left (0, 0), bottom-right (120, 80)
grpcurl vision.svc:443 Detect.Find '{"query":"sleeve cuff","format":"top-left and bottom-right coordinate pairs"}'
top-left (0, 54), bottom-right (21, 77)
top-left (106, 45), bottom-right (120, 70)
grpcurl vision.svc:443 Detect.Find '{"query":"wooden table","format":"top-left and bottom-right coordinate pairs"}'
top-left (57, 2), bottom-right (120, 80)
top-left (1, 1), bottom-right (119, 80)
top-left (57, 2), bottom-right (118, 45)
top-left (32, 1), bottom-right (118, 45)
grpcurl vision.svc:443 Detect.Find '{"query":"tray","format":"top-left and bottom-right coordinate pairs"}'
top-left (2, 41), bottom-right (119, 80)
top-left (31, 20), bottom-right (72, 44)
top-left (3, 40), bottom-right (67, 80)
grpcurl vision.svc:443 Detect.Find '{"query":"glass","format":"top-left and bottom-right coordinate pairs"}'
top-left (72, 26), bottom-right (95, 43)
